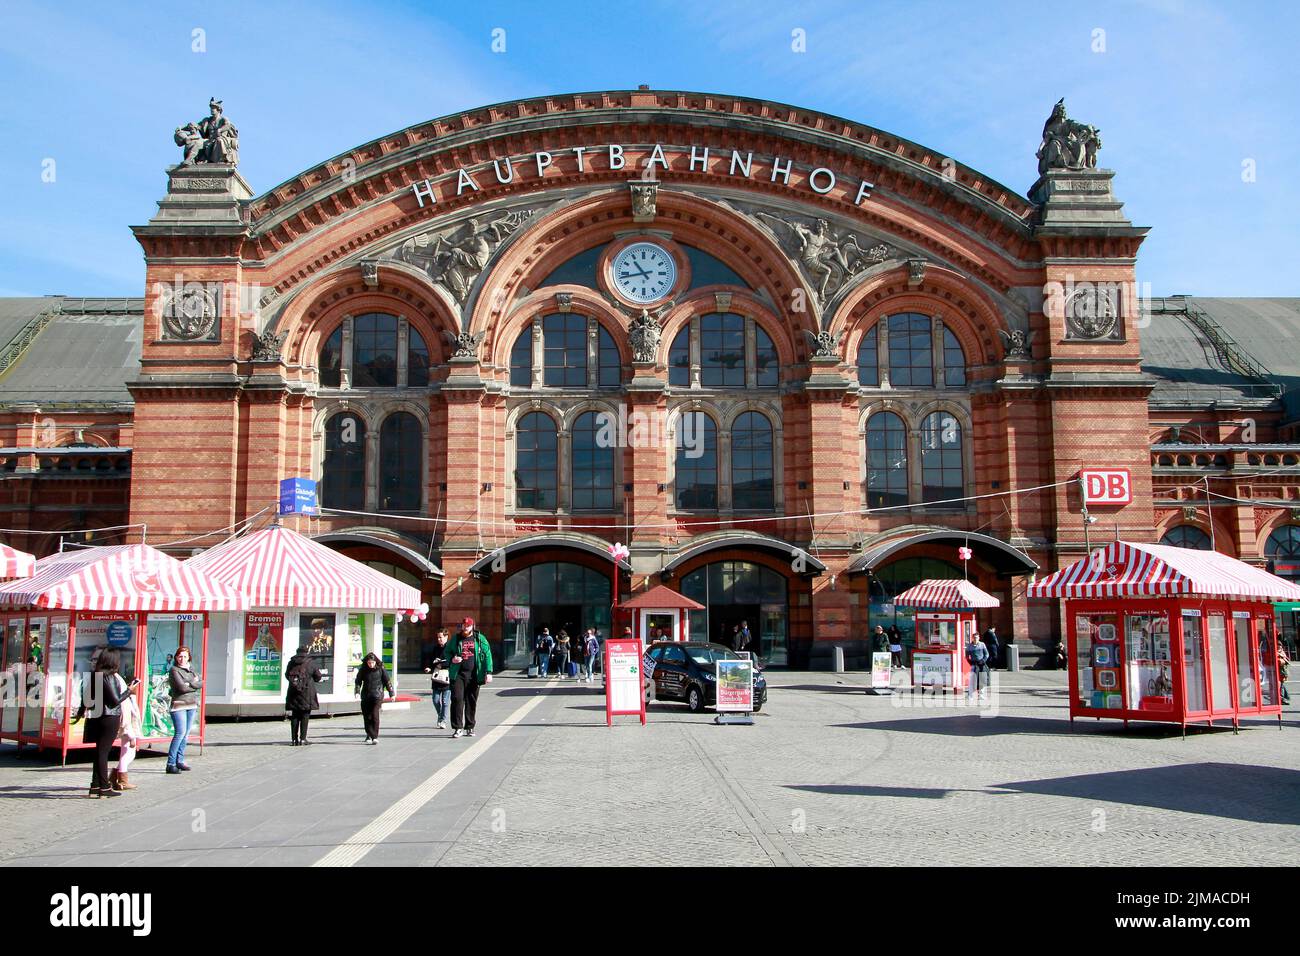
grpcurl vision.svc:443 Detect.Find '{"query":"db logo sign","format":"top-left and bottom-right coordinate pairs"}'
top-left (1080, 469), bottom-right (1132, 505)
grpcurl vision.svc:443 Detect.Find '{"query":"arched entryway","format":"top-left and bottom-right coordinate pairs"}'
top-left (866, 556), bottom-right (964, 655)
top-left (679, 560), bottom-right (790, 665)
top-left (502, 562), bottom-right (611, 669)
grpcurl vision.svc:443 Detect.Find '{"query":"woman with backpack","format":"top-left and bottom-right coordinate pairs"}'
top-left (285, 644), bottom-right (323, 746)
top-left (423, 628), bottom-right (452, 729)
top-left (555, 630), bottom-right (572, 679)
top-left (353, 651), bottom-right (394, 744)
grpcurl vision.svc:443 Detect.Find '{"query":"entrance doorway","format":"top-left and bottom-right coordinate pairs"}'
top-left (503, 562), bottom-right (611, 670)
top-left (680, 560), bottom-right (787, 665)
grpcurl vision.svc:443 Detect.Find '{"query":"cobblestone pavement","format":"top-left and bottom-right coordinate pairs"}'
top-left (1, 671), bottom-right (1297, 866)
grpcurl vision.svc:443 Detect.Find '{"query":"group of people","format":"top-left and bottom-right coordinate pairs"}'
top-left (531, 626), bottom-right (602, 681)
top-left (77, 645), bottom-right (203, 798)
top-left (871, 622), bottom-right (1010, 671)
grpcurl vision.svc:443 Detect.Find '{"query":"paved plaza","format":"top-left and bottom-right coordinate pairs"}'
top-left (1, 672), bottom-right (1297, 867)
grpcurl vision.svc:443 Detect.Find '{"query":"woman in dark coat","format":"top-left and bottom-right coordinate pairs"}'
top-left (353, 651), bottom-right (394, 744)
top-left (81, 647), bottom-right (138, 798)
top-left (285, 644), bottom-right (322, 746)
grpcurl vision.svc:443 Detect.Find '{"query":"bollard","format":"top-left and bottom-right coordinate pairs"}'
top-left (832, 646), bottom-right (845, 673)
top-left (1006, 644), bottom-right (1020, 672)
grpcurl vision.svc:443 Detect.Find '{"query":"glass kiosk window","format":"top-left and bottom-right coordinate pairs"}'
top-left (301, 614), bottom-right (336, 694)
top-left (1207, 614), bottom-right (1232, 711)
top-left (22, 618), bottom-right (47, 733)
top-left (1182, 612), bottom-right (1207, 712)
top-left (1076, 613), bottom-right (1120, 709)
top-left (1233, 615), bottom-right (1256, 707)
top-left (1258, 618), bottom-right (1278, 707)
top-left (43, 620), bottom-right (69, 738)
top-left (2, 619), bottom-right (21, 733)
top-left (1124, 613), bottom-right (1172, 711)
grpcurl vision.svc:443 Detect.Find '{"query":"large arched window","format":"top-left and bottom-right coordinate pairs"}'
top-left (754, 325), bottom-right (778, 387)
top-left (731, 412), bottom-right (774, 511)
top-left (542, 313), bottom-right (587, 387)
top-left (887, 314), bottom-right (933, 387)
top-left (510, 328), bottom-right (532, 387)
top-left (668, 327), bottom-right (691, 387)
top-left (322, 412), bottom-right (366, 511)
top-left (407, 328), bottom-right (430, 388)
top-left (319, 327), bottom-right (343, 388)
top-left (1160, 525), bottom-right (1212, 550)
top-left (919, 411), bottom-right (963, 505)
top-left (675, 412), bottom-right (717, 510)
top-left (865, 411), bottom-right (908, 508)
top-left (379, 412), bottom-right (422, 512)
top-left (857, 325), bottom-right (879, 387)
top-left (515, 413), bottom-right (558, 510)
top-left (597, 325), bottom-right (621, 387)
top-left (572, 411), bottom-right (615, 511)
top-left (1266, 525), bottom-right (1300, 580)
top-left (352, 313), bottom-right (399, 387)
top-left (942, 327), bottom-right (966, 387)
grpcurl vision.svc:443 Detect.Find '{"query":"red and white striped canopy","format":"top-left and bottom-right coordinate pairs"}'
top-left (894, 579), bottom-right (1001, 609)
top-left (0, 543), bottom-right (37, 579)
top-left (0, 544), bottom-right (249, 611)
top-left (188, 526), bottom-right (423, 611)
top-left (1027, 540), bottom-right (1300, 601)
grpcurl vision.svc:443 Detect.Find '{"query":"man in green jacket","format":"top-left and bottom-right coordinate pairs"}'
top-left (449, 617), bottom-right (493, 738)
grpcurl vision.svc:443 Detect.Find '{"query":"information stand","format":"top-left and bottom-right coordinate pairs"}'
top-left (894, 579), bottom-right (1001, 695)
top-left (604, 637), bottom-right (646, 726)
top-left (865, 651), bottom-right (894, 695)
top-left (714, 654), bottom-right (754, 725)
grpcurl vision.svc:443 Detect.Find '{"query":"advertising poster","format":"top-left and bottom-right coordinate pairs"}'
top-left (912, 652), bottom-right (953, 689)
top-left (346, 614), bottom-right (368, 687)
top-left (42, 620), bottom-right (70, 738)
top-left (381, 614), bottom-right (395, 675)
top-left (300, 613), bottom-right (335, 694)
top-left (715, 658), bottom-right (754, 712)
top-left (243, 612), bottom-right (284, 693)
top-left (871, 652), bottom-right (893, 689)
top-left (605, 639), bottom-right (644, 720)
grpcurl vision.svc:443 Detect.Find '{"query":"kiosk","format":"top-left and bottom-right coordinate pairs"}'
top-left (617, 585), bottom-right (703, 645)
top-left (0, 544), bottom-right (247, 761)
top-left (894, 579), bottom-right (1000, 693)
top-left (1028, 541), bottom-right (1298, 732)
top-left (187, 525), bottom-right (424, 717)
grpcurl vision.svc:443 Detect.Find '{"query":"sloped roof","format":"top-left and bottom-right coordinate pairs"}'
top-left (0, 297), bottom-right (142, 406)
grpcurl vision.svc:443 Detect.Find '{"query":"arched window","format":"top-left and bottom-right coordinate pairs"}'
top-left (542, 313), bottom-right (587, 387)
top-left (510, 327), bottom-right (532, 387)
top-left (754, 325), bottom-right (778, 387)
top-left (319, 326), bottom-right (343, 388)
top-left (920, 411), bottom-right (963, 505)
top-left (1159, 525), bottom-right (1211, 550)
top-left (571, 411), bottom-right (615, 511)
top-left (675, 412), bottom-right (717, 510)
top-left (352, 313), bottom-right (399, 387)
top-left (888, 314), bottom-right (933, 387)
top-left (732, 412), bottom-right (774, 511)
top-left (668, 327), bottom-right (690, 386)
top-left (515, 412), bottom-right (558, 510)
top-left (857, 325), bottom-right (879, 387)
top-left (597, 325), bottom-right (621, 387)
top-left (322, 412), bottom-right (366, 511)
top-left (865, 411), bottom-right (908, 508)
top-left (942, 327), bottom-right (966, 387)
top-left (407, 328), bottom-right (430, 388)
top-left (379, 412), bottom-right (422, 512)
top-left (699, 313), bottom-right (745, 387)
top-left (1265, 525), bottom-right (1300, 580)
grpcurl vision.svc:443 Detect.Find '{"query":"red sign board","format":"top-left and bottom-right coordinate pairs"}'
top-left (1080, 468), bottom-right (1132, 506)
top-left (604, 638), bottom-right (646, 726)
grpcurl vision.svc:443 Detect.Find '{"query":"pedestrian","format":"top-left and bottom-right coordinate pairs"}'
top-left (285, 644), bottom-right (322, 746)
top-left (730, 624), bottom-right (742, 652)
top-left (166, 646), bottom-right (202, 775)
top-left (423, 628), bottom-right (452, 729)
top-left (871, 625), bottom-right (888, 654)
top-left (966, 631), bottom-right (990, 697)
top-left (534, 627), bottom-right (555, 677)
top-left (583, 628), bottom-right (601, 683)
top-left (1054, 639), bottom-right (1068, 670)
top-left (1279, 642), bottom-right (1291, 705)
top-left (80, 647), bottom-right (137, 799)
top-left (354, 651), bottom-right (394, 744)
top-left (110, 670), bottom-right (144, 793)
top-left (888, 624), bottom-right (904, 670)
top-left (449, 617), bottom-right (493, 739)
top-left (738, 619), bottom-right (752, 653)
top-left (555, 630), bottom-right (572, 679)
top-left (982, 624), bottom-right (1002, 670)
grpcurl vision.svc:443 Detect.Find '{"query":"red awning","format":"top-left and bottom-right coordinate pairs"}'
top-left (0, 544), bottom-right (249, 611)
top-left (188, 525), bottom-right (423, 611)
top-left (1027, 541), bottom-right (1300, 601)
top-left (0, 544), bottom-right (37, 579)
top-left (618, 585), bottom-right (704, 611)
top-left (894, 579), bottom-right (1001, 609)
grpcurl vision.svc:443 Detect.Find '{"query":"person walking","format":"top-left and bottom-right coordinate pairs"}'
top-left (966, 631), bottom-right (991, 697)
top-left (285, 644), bottom-right (322, 746)
top-left (982, 624), bottom-right (1002, 670)
top-left (888, 624), bottom-right (904, 670)
top-left (555, 630), bottom-right (572, 679)
top-left (534, 627), bottom-right (555, 677)
top-left (871, 625), bottom-right (889, 654)
top-left (80, 647), bottom-right (136, 799)
top-left (449, 617), bottom-right (493, 739)
top-left (582, 628), bottom-right (601, 683)
top-left (354, 651), bottom-right (395, 744)
top-left (166, 646), bottom-right (202, 775)
top-left (423, 628), bottom-right (452, 729)
top-left (738, 620), bottom-right (752, 653)
top-left (109, 671), bottom-right (144, 792)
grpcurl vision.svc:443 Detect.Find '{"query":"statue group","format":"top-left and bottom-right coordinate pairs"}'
top-left (1037, 98), bottom-right (1101, 175)
top-left (174, 98), bottom-right (240, 166)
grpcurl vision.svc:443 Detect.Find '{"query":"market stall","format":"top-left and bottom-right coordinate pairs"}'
top-left (1028, 541), bottom-right (1300, 732)
top-left (0, 543), bottom-right (37, 580)
top-left (618, 585), bottom-right (703, 645)
top-left (0, 544), bottom-right (247, 760)
top-left (187, 525), bottom-right (424, 717)
top-left (894, 579), bottom-right (1000, 693)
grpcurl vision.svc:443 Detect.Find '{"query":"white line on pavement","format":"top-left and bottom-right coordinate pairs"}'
top-left (313, 685), bottom-right (554, 867)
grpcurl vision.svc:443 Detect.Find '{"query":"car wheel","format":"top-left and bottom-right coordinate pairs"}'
top-left (753, 703), bottom-right (763, 713)
top-left (687, 685), bottom-right (704, 713)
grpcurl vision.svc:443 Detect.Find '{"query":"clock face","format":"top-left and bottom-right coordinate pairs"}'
top-left (611, 242), bottom-right (677, 304)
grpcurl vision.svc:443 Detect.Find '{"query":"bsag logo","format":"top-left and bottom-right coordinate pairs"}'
top-left (49, 886), bottom-right (151, 937)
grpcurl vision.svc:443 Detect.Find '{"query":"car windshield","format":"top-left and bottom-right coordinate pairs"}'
top-left (685, 645), bottom-right (738, 666)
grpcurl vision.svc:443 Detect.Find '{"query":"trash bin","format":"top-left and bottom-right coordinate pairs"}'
top-left (1005, 644), bottom-right (1020, 672)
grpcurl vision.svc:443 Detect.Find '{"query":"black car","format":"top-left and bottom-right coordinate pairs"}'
top-left (644, 641), bottom-right (768, 713)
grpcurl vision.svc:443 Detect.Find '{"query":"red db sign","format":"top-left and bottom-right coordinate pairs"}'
top-left (1080, 469), bottom-right (1132, 505)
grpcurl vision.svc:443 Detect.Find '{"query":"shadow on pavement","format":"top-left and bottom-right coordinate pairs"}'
top-left (832, 714), bottom-right (1077, 737)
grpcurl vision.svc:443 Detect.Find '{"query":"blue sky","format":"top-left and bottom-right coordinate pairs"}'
top-left (0, 0), bottom-right (1296, 297)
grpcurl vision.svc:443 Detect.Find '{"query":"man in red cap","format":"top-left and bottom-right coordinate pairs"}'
top-left (448, 616), bottom-right (492, 738)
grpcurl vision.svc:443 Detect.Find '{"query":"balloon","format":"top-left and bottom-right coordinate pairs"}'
top-left (418, 602), bottom-right (430, 614)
